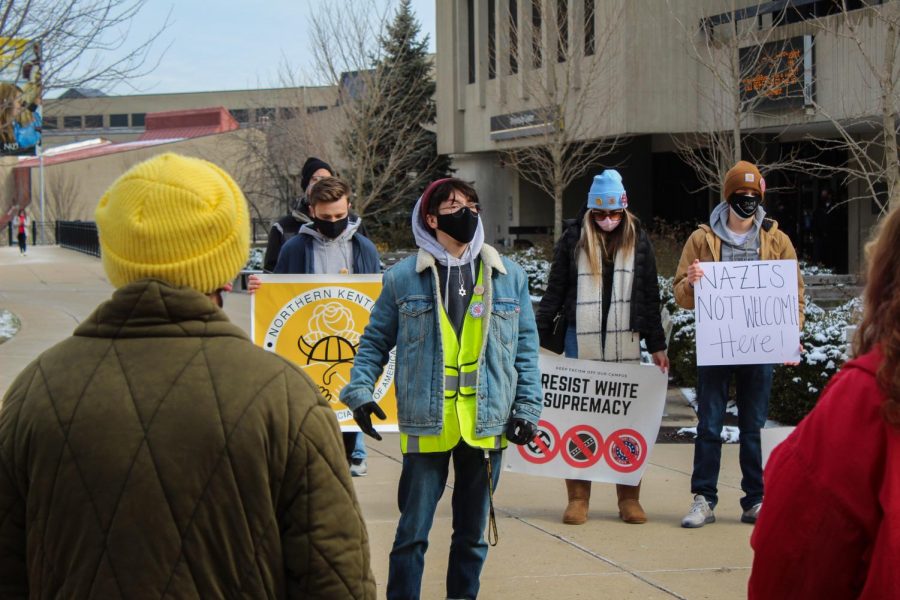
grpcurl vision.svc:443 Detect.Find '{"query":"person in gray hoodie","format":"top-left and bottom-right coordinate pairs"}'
top-left (251, 176), bottom-right (381, 476)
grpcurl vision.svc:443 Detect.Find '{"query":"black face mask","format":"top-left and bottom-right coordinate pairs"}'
top-left (436, 207), bottom-right (479, 244)
top-left (314, 216), bottom-right (349, 239)
top-left (728, 193), bottom-right (761, 219)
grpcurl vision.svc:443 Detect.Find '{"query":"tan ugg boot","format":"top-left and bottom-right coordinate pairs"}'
top-left (616, 481), bottom-right (647, 524)
top-left (563, 479), bottom-right (592, 525)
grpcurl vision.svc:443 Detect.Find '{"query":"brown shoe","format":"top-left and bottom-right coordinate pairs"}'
top-left (563, 479), bottom-right (591, 525)
top-left (616, 482), bottom-right (647, 524)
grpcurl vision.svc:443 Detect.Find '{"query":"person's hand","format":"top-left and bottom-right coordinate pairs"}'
top-left (506, 418), bottom-right (538, 445)
top-left (651, 350), bottom-right (669, 373)
top-left (686, 259), bottom-right (704, 286)
top-left (353, 402), bottom-right (386, 441)
top-left (247, 274), bottom-right (261, 294)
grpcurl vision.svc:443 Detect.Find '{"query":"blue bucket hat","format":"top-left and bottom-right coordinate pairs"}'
top-left (587, 169), bottom-right (628, 211)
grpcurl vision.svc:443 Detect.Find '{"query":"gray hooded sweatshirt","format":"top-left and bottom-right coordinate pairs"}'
top-left (298, 216), bottom-right (363, 274)
top-left (710, 201), bottom-right (765, 262)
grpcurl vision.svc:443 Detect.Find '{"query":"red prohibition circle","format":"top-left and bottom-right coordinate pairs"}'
top-left (518, 419), bottom-right (562, 465)
top-left (605, 428), bottom-right (647, 473)
top-left (561, 425), bottom-right (604, 468)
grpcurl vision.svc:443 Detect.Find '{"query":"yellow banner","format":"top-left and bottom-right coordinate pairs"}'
top-left (251, 274), bottom-right (398, 431)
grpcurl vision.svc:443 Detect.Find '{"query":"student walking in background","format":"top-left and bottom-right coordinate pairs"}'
top-left (13, 208), bottom-right (28, 255)
top-left (748, 202), bottom-right (900, 599)
top-left (537, 169), bottom-right (668, 526)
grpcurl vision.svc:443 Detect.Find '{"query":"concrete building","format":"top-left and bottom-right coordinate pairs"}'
top-left (436, 0), bottom-right (897, 273)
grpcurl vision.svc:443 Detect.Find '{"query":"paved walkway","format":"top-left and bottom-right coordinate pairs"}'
top-left (0, 246), bottom-right (756, 599)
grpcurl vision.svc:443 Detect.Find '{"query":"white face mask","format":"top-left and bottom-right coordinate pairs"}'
top-left (594, 217), bottom-right (621, 232)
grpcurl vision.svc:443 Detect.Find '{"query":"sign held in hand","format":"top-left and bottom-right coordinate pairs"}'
top-left (693, 260), bottom-right (801, 366)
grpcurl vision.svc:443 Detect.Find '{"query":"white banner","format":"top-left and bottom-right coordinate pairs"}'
top-left (504, 355), bottom-right (668, 486)
top-left (694, 260), bottom-right (801, 366)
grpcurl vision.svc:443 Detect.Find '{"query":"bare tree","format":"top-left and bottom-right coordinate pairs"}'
top-left (0, 0), bottom-right (167, 92)
top-left (43, 168), bottom-right (79, 221)
top-left (668, 1), bottom-right (810, 197)
top-left (500, 1), bottom-right (626, 241)
top-left (803, 1), bottom-right (900, 213)
top-left (308, 0), bottom-right (448, 221)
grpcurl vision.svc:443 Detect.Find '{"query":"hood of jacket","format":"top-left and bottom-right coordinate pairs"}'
top-left (411, 195), bottom-right (484, 267)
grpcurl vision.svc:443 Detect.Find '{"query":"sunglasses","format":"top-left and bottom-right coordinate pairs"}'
top-left (591, 210), bottom-right (624, 220)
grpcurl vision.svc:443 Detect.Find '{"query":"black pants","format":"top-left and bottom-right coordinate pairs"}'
top-left (17, 232), bottom-right (26, 253)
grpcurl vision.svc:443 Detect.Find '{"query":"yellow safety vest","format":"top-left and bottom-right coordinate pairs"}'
top-left (401, 264), bottom-right (507, 453)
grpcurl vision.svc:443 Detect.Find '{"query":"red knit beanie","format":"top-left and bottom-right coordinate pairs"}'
top-left (419, 178), bottom-right (453, 228)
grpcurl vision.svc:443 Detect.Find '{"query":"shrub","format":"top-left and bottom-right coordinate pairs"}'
top-left (505, 245), bottom-right (552, 297)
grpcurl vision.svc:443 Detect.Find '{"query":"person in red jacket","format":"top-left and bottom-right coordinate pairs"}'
top-left (748, 203), bottom-right (900, 599)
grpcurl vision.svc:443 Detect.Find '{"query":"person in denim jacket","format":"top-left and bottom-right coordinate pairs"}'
top-left (341, 178), bottom-right (542, 600)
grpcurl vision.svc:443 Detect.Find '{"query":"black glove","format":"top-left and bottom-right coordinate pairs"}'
top-left (353, 402), bottom-right (387, 441)
top-left (506, 418), bottom-right (538, 446)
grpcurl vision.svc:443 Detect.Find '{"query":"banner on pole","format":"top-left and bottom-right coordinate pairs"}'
top-left (504, 354), bottom-right (668, 486)
top-left (693, 260), bottom-right (801, 366)
top-left (0, 38), bottom-right (42, 156)
top-left (251, 274), bottom-right (398, 432)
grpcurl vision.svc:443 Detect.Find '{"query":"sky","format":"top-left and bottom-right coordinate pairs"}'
top-left (92, 0), bottom-right (437, 96)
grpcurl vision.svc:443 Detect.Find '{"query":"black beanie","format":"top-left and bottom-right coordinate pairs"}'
top-left (300, 157), bottom-right (334, 191)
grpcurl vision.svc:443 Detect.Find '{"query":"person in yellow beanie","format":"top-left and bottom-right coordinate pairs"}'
top-left (673, 159), bottom-right (804, 530)
top-left (0, 153), bottom-right (376, 598)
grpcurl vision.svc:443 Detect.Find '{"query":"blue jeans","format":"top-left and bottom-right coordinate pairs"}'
top-left (342, 432), bottom-right (367, 461)
top-left (387, 442), bottom-right (502, 600)
top-left (691, 364), bottom-right (774, 511)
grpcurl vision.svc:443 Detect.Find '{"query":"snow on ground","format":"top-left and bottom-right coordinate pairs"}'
top-left (0, 310), bottom-right (20, 343)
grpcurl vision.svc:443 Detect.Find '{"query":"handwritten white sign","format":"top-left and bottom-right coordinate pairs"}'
top-left (693, 260), bottom-right (801, 366)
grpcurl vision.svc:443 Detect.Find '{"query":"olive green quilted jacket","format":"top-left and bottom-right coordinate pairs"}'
top-left (0, 279), bottom-right (376, 599)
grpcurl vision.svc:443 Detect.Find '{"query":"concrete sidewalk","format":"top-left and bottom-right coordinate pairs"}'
top-left (1, 246), bottom-right (756, 599)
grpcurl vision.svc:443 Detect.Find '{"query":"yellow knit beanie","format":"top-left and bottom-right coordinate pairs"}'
top-left (95, 153), bottom-right (250, 293)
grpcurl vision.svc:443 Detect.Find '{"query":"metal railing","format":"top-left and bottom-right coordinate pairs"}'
top-left (57, 221), bottom-right (100, 257)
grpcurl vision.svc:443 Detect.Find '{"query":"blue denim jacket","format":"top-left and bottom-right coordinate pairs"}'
top-left (341, 244), bottom-right (543, 437)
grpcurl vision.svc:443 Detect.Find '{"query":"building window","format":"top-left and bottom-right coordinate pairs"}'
top-left (256, 107), bottom-right (275, 122)
top-left (110, 113), bottom-right (128, 127)
top-left (509, 0), bottom-right (519, 74)
top-left (306, 105), bottom-right (328, 114)
top-left (131, 113), bottom-right (146, 127)
top-left (230, 108), bottom-right (249, 123)
top-left (532, 0), bottom-right (542, 69)
top-left (585, 0), bottom-right (595, 55)
top-left (63, 116), bottom-right (82, 129)
top-left (557, 0), bottom-right (568, 63)
top-left (280, 107), bottom-right (299, 120)
top-left (488, 0), bottom-right (497, 79)
top-left (84, 114), bottom-right (103, 128)
top-left (43, 116), bottom-right (58, 130)
top-left (467, 0), bottom-right (476, 83)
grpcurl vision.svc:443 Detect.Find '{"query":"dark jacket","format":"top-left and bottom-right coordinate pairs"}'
top-left (274, 229), bottom-right (381, 275)
top-left (0, 279), bottom-right (376, 599)
top-left (536, 216), bottom-right (667, 354)
top-left (264, 214), bottom-right (307, 273)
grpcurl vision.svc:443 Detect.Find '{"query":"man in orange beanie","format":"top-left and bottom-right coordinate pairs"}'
top-left (0, 153), bottom-right (376, 598)
top-left (673, 160), bottom-right (804, 529)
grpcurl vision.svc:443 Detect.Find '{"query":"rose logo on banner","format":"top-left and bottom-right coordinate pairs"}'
top-left (518, 420), bottom-right (561, 464)
top-left (605, 429), bottom-right (647, 473)
top-left (561, 425), bottom-right (604, 468)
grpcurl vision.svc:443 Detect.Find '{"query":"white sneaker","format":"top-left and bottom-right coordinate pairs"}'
top-left (681, 494), bottom-right (715, 528)
top-left (741, 502), bottom-right (762, 524)
top-left (349, 458), bottom-right (368, 477)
